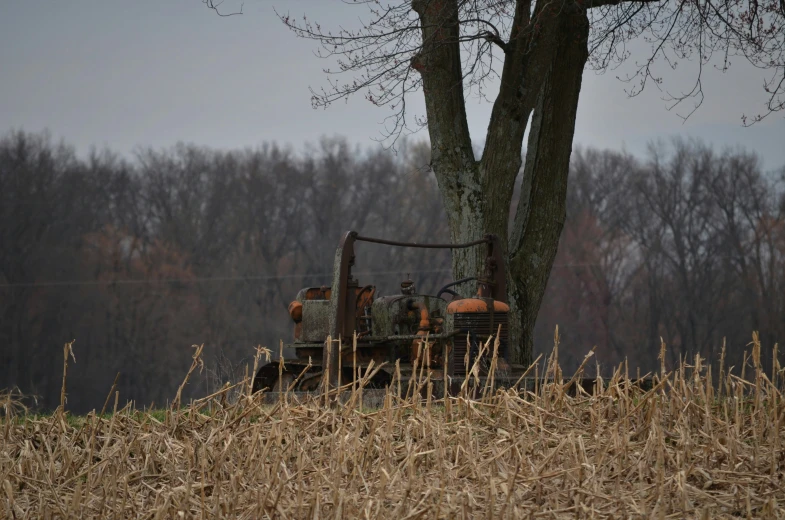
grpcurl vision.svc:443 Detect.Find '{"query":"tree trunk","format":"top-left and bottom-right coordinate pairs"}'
top-left (413, 0), bottom-right (590, 363)
top-left (411, 0), bottom-right (486, 284)
top-left (507, 9), bottom-right (590, 364)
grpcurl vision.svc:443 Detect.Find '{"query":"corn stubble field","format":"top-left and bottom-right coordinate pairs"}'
top-left (2, 334), bottom-right (785, 519)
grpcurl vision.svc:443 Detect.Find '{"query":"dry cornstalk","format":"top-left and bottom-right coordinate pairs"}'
top-left (2, 337), bottom-right (784, 519)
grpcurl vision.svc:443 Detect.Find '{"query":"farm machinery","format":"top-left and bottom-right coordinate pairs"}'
top-left (251, 231), bottom-right (528, 396)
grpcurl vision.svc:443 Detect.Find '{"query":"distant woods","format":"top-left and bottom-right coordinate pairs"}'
top-left (1, 130), bottom-right (783, 412)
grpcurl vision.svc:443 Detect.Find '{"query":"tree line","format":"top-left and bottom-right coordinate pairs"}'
top-left (1, 130), bottom-right (783, 412)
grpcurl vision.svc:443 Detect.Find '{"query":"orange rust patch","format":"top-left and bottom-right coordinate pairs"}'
top-left (288, 301), bottom-right (303, 322)
top-left (446, 298), bottom-right (510, 314)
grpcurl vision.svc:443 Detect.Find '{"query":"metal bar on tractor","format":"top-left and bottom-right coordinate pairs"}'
top-left (355, 235), bottom-right (490, 249)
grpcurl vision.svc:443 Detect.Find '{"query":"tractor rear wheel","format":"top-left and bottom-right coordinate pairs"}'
top-left (252, 362), bottom-right (318, 393)
top-left (251, 364), bottom-right (289, 394)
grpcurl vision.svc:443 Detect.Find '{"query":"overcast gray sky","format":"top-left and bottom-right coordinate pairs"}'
top-left (2, 1), bottom-right (783, 170)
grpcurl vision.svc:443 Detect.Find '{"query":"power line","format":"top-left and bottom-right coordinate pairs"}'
top-left (0, 264), bottom-right (607, 289)
top-left (0, 269), bottom-right (455, 289)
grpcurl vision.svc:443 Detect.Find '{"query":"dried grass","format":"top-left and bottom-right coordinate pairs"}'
top-left (2, 333), bottom-right (785, 519)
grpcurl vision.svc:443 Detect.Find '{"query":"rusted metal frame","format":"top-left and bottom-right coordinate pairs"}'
top-left (293, 332), bottom-right (456, 349)
top-left (355, 235), bottom-right (491, 249)
top-left (326, 231), bottom-right (359, 389)
top-left (332, 231), bottom-right (497, 341)
top-left (476, 234), bottom-right (507, 303)
top-left (355, 232), bottom-right (506, 301)
top-left (361, 331), bottom-right (458, 343)
top-left (327, 231), bottom-right (507, 391)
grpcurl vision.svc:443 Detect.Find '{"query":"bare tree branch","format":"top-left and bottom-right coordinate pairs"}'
top-left (586, 0), bottom-right (659, 8)
top-left (203, 0), bottom-right (243, 17)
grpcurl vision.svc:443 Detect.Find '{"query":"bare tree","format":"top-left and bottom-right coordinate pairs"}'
top-left (237, 0), bottom-right (785, 363)
top-left (552, 141), bottom-right (784, 373)
top-left (5, 127), bottom-right (782, 410)
top-left (708, 148), bottom-right (785, 359)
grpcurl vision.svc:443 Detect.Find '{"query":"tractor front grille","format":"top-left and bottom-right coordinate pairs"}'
top-left (452, 312), bottom-right (508, 376)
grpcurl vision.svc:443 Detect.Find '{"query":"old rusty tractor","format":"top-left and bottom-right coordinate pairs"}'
top-left (251, 231), bottom-right (526, 395)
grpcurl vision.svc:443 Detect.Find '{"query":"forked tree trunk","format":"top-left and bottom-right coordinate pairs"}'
top-left (506, 13), bottom-right (590, 363)
top-left (413, 0), bottom-right (589, 364)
